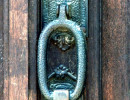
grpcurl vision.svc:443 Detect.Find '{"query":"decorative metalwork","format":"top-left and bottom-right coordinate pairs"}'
top-left (38, 3), bottom-right (86, 100)
top-left (51, 32), bottom-right (75, 51)
top-left (48, 64), bottom-right (76, 80)
top-left (50, 83), bottom-right (74, 91)
top-left (42, 0), bottom-right (88, 36)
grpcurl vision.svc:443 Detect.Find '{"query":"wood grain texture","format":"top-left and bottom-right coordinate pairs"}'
top-left (0, 0), bottom-right (4, 99)
top-left (9, 0), bottom-right (28, 99)
top-left (127, 0), bottom-right (130, 99)
top-left (86, 0), bottom-right (102, 99)
top-left (3, 0), bottom-right (9, 99)
top-left (28, 0), bottom-right (38, 99)
top-left (102, 0), bottom-right (130, 100)
top-left (0, 0), bottom-right (129, 100)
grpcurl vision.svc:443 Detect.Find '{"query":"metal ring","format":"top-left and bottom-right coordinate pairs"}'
top-left (38, 4), bottom-right (86, 100)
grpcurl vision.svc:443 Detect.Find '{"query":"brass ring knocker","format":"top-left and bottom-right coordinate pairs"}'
top-left (38, 4), bottom-right (86, 100)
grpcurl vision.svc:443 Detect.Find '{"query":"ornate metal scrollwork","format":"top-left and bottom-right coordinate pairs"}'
top-left (50, 83), bottom-right (74, 92)
top-left (51, 32), bottom-right (75, 51)
top-left (38, 2), bottom-right (87, 100)
top-left (48, 64), bottom-right (76, 80)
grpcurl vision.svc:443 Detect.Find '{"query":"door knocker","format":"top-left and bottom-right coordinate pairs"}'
top-left (38, 1), bottom-right (87, 99)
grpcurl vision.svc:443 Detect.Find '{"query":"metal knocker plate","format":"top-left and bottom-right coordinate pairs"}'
top-left (38, 3), bottom-right (87, 100)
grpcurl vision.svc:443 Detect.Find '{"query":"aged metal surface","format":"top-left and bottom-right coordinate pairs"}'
top-left (0, 0), bottom-right (103, 100)
top-left (39, 1), bottom-right (88, 100)
top-left (41, 0), bottom-right (87, 36)
top-left (48, 64), bottom-right (76, 80)
top-left (38, 4), bottom-right (86, 100)
top-left (51, 32), bottom-right (75, 51)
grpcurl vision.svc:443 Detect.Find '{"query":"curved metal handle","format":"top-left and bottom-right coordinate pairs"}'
top-left (38, 4), bottom-right (86, 100)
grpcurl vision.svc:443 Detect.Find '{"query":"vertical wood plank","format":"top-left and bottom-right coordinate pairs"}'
top-left (86, 0), bottom-right (102, 99)
top-left (102, 0), bottom-right (130, 100)
top-left (3, 0), bottom-right (9, 99)
top-left (28, 0), bottom-right (38, 99)
top-left (0, 0), bottom-right (4, 99)
top-left (127, 0), bottom-right (130, 99)
top-left (9, 0), bottom-right (28, 100)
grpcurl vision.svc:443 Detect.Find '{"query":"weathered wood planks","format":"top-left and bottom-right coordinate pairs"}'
top-left (28, 0), bottom-right (38, 99)
top-left (86, 0), bottom-right (102, 99)
top-left (0, 0), bottom-right (129, 100)
top-left (102, 0), bottom-right (130, 100)
top-left (8, 0), bottom-right (28, 99)
top-left (3, 0), bottom-right (9, 99)
top-left (0, 0), bottom-right (4, 99)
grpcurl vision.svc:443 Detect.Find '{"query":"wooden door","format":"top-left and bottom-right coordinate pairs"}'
top-left (0, 0), bottom-right (129, 100)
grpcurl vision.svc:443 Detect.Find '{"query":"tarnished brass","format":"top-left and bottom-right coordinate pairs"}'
top-left (48, 64), bottom-right (76, 80)
top-left (51, 32), bottom-right (75, 51)
top-left (38, 1), bottom-right (87, 100)
top-left (42, 0), bottom-right (88, 36)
